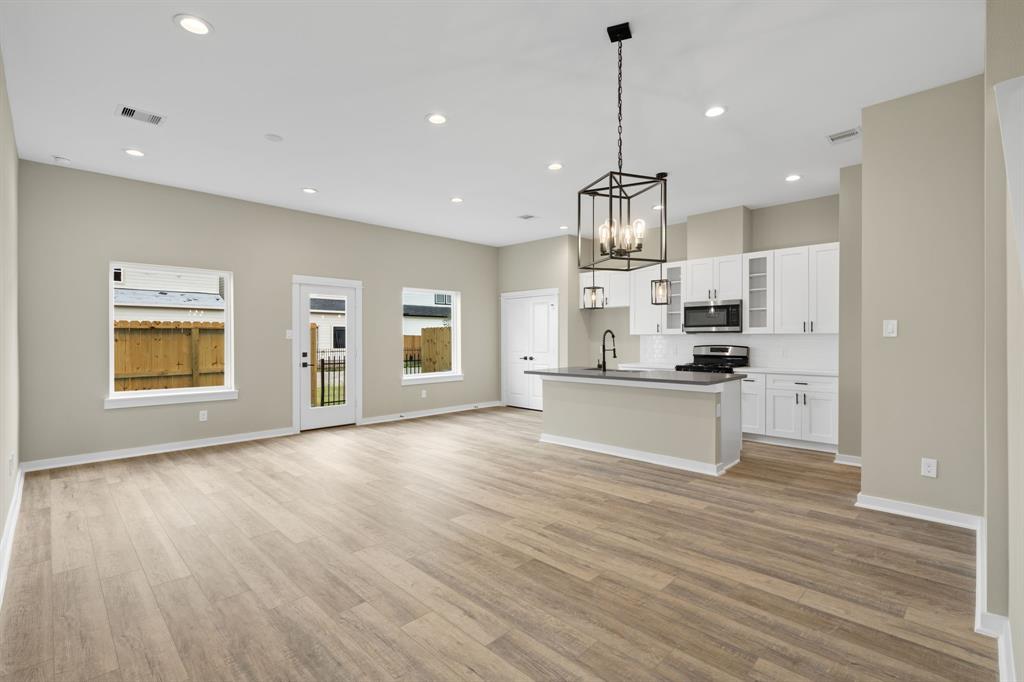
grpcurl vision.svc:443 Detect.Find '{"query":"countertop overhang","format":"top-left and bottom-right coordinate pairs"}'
top-left (525, 367), bottom-right (745, 391)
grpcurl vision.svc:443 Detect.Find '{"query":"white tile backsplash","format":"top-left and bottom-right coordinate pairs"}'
top-left (640, 333), bottom-right (838, 370)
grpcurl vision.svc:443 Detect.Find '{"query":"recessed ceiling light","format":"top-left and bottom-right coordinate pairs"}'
top-left (785, 174), bottom-right (801, 182)
top-left (652, 204), bottom-right (664, 211)
top-left (264, 133), bottom-right (283, 143)
top-left (301, 187), bottom-right (318, 194)
top-left (426, 113), bottom-right (447, 125)
top-left (450, 197), bottom-right (463, 204)
top-left (704, 105), bottom-right (727, 118)
top-left (53, 156), bottom-right (72, 166)
top-left (174, 14), bottom-right (212, 36)
top-left (559, 225), bottom-right (569, 230)
top-left (123, 148), bottom-right (145, 157)
top-left (547, 162), bottom-right (563, 171)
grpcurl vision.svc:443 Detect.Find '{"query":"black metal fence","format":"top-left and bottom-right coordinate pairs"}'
top-left (403, 349), bottom-right (422, 375)
top-left (315, 349), bottom-right (346, 406)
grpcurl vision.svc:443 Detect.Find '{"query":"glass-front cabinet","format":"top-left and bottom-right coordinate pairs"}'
top-left (663, 261), bottom-right (685, 334)
top-left (742, 251), bottom-right (774, 334)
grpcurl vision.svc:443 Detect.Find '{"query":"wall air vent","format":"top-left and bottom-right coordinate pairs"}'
top-left (119, 106), bottom-right (165, 126)
top-left (826, 127), bottom-right (861, 145)
top-left (517, 214), bottom-right (537, 220)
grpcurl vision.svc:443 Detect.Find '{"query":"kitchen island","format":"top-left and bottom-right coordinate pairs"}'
top-left (525, 367), bottom-right (745, 476)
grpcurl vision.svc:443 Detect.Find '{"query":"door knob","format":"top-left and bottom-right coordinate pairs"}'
top-left (520, 356), bottom-right (528, 360)
top-left (528, 356), bottom-right (534, 360)
top-left (301, 362), bottom-right (309, 368)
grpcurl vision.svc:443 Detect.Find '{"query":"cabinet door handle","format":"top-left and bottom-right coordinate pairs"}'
top-left (803, 321), bottom-right (807, 332)
top-left (803, 393), bottom-right (807, 405)
top-left (743, 379), bottom-right (755, 382)
top-left (795, 393), bottom-right (799, 404)
top-left (810, 321), bottom-right (814, 333)
top-left (707, 289), bottom-right (711, 299)
top-left (795, 381), bottom-right (808, 385)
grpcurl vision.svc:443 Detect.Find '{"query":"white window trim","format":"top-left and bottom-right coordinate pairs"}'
top-left (107, 261), bottom-right (236, 409)
top-left (401, 287), bottom-right (462, 386)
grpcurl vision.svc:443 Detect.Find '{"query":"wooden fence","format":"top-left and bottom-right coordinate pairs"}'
top-left (403, 327), bottom-right (451, 374)
top-left (114, 321), bottom-right (225, 391)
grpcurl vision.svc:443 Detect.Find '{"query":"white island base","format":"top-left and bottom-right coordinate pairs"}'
top-left (530, 369), bottom-right (743, 476)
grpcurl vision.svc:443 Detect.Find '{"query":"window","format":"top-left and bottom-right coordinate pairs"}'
top-left (402, 288), bottom-right (461, 385)
top-left (106, 262), bottom-right (236, 409)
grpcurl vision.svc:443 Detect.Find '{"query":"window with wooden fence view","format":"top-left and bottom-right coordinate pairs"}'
top-left (402, 289), bottom-right (457, 376)
top-left (113, 265), bottom-right (228, 392)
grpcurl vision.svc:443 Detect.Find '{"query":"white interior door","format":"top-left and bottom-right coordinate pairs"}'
top-left (297, 282), bottom-right (357, 429)
top-left (503, 293), bottom-right (558, 410)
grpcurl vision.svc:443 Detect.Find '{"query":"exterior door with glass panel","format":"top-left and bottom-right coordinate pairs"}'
top-left (299, 284), bottom-right (356, 429)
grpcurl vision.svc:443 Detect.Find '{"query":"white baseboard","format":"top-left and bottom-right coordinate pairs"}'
top-left (20, 427), bottom-right (299, 473)
top-left (0, 465), bottom-right (25, 612)
top-left (743, 433), bottom-right (837, 454)
top-left (854, 493), bottom-right (982, 530)
top-left (357, 401), bottom-right (503, 426)
top-left (975, 611), bottom-right (1017, 682)
top-left (539, 433), bottom-right (727, 477)
top-left (834, 453), bottom-right (862, 467)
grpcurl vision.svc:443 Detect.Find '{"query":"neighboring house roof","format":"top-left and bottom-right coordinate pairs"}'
top-left (310, 297), bottom-right (346, 313)
top-left (403, 305), bottom-right (451, 318)
top-left (113, 288), bottom-right (225, 309)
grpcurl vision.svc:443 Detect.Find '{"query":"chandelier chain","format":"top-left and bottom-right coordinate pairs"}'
top-left (617, 40), bottom-right (623, 173)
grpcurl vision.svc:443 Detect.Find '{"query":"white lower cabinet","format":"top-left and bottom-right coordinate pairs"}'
top-left (765, 388), bottom-right (804, 440)
top-left (753, 373), bottom-right (838, 445)
top-left (740, 373), bottom-right (765, 435)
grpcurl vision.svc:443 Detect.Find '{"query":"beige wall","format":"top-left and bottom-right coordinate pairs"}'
top-left (838, 167), bottom-right (862, 458)
top-left (984, 0), bottom-right (1024, 622)
top-left (0, 52), bottom-right (17, 533)
top-left (860, 76), bottom-right (985, 514)
top-left (686, 206), bottom-right (750, 259)
top-left (18, 162), bottom-right (500, 461)
top-left (750, 195), bottom-right (839, 251)
top-left (497, 236), bottom-right (573, 367)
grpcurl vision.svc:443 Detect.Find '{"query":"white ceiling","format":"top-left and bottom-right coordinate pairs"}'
top-left (0, 1), bottom-right (984, 246)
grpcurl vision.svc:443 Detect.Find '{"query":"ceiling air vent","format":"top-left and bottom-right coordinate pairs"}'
top-left (826, 127), bottom-right (861, 145)
top-left (119, 106), bottom-right (165, 126)
top-left (517, 214), bottom-right (537, 220)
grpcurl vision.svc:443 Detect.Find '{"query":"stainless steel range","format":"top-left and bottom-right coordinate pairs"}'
top-left (675, 345), bottom-right (749, 374)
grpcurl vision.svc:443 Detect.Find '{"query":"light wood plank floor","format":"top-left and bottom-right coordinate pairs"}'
top-left (0, 407), bottom-right (995, 681)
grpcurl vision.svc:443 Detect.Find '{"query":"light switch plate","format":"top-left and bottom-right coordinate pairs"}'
top-left (199, 410), bottom-right (208, 422)
top-left (285, 329), bottom-right (293, 340)
top-left (921, 457), bottom-right (937, 478)
top-left (883, 319), bottom-right (899, 337)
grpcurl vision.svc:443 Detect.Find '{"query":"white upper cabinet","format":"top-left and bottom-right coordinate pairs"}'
top-left (684, 255), bottom-right (741, 301)
top-left (629, 267), bottom-right (665, 335)
top-left (685, 258), bottom-right (715, 301)
top-left (773, 246), bottom-right (811, 333)
top-left (743, 251), bottom-right (774, 334)
top-left (662, 261), bottom-right (685, 334)
top-left (578, 270), bottom-right (630, 309)
top-left (808, 242), bottom-right (840, 334)
top-left (715, 254), bottom-right (743, 300)
top-left (773, 243), bottom-right (840, 334)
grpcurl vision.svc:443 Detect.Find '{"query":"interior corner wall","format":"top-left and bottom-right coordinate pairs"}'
top-left (984, 0), bottom-right (1024, 622)
top-left (860, 75), bottom-right (985, 515)
top-left (838, 166), bottom-right (862, 459)
top-left (0, 49), bottom-right (19, 531)
top-left (17, 162), bottom-right (500, 462)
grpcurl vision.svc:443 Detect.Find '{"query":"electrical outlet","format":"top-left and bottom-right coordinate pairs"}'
top-left (420, 389), bottom-right (427, 399)
top-left (199, 410), bottom-right (208, 422)
top-left (883, 319), bottom-right (899, 337)
top-left (921, 457), bottom-right (937, 478)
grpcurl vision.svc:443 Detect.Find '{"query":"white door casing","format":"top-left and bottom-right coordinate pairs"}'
top-left (502, 290), bottom-right (558, 410)
top-left (293, 279), bottom-right (360, 430)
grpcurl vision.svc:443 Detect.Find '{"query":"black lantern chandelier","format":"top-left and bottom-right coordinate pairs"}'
top-left (578, 22), bottom-right (668, 292)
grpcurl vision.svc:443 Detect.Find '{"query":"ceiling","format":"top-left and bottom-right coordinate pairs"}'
top-left (0, 1), bottom-right (985, 246)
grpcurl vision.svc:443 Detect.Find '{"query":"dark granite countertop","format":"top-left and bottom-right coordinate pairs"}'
top-left (525, 367), bottom-right (746, 386)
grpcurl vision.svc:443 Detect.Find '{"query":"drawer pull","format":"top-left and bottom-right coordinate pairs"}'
top-left (794, 382), bottom-right (809, 385)
top-left (742, 379), bottom-right (756, 382)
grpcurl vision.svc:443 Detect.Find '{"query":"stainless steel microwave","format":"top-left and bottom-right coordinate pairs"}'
top-left (683, 299), bottom-right (742, 333)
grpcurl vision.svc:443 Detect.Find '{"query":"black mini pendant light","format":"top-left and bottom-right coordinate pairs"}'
top-left (651, 263), bottom-right (670, 305)
top-left (582, 268), bottom-right (605, 309)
